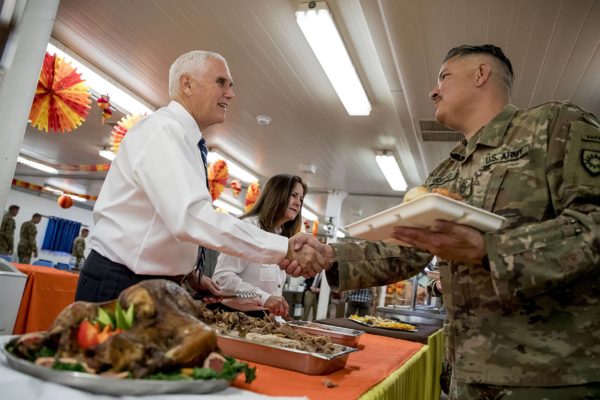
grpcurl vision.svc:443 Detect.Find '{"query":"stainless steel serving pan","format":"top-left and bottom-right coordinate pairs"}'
top-left (286, 321), bottom-right (364, 348)
top-left (217, 334), bottom-right (357, 375)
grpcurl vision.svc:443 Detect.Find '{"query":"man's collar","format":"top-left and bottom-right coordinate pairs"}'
top-left (167, 100), bottom-right (203, 139)
top-left (450, 104), bottom-right (519, 162)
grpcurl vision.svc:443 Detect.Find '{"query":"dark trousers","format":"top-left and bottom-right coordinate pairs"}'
top-left (346, 301), bottom-right (370, 317)
top-left (75, 250), bottom-right (183, 302)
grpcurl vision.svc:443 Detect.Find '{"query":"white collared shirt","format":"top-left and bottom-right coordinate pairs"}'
top-left (212, 216), bottom-right (288, 306)
top-left (90, 101), bottom-right (287, 275)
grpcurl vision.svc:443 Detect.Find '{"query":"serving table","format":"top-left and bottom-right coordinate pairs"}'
top-left (13, 264), bottom-right (79, 334)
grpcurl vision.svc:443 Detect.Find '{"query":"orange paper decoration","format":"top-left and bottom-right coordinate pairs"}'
top-left (110, 114), bottom-right (144, 153)
top-left (97, 95), bottom-right (112, 125)
top-left (244, 182), bottom-right (261, 212)
top-left (230, 179), bottom-right (242, 198)
top-left (29, 52), bottom-right (91, 133)
top-left (311, 220), bottom-right (319, 237)
top-left (208, 159), bottom-right (229, 201)
top-left (57, 195), bottom-right (74, 209)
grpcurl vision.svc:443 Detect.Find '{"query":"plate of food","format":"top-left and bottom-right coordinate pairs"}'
top-left (2, 279), bottom-right (255, 396)
top-left (346, 186), bottom-right (506, 241)
top-left (348, 315), bottom-right (417, 332)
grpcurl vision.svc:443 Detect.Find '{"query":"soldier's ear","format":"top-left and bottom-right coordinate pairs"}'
top-left (474, 63), bottom-right (492, 87)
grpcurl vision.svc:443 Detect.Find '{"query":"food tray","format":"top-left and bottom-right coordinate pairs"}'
top-left (286, 321), bottom-right (364, 348)
top-left (348, 316), bottom-right (418, 332)
top-left (346, 193), bottom-right (506, 241)
top-left (217, 334), bottom-right (356, 375)
top-left (1, 343), bottom-right (230, 396)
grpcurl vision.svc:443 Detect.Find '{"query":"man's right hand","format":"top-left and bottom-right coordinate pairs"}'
top-left (264, 295), bottom-right (289, 316)
top-left (279, 233), bottom-right (334, 278)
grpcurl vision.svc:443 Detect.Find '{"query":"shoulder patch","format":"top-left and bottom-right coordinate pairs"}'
top-left (581, 149), bottom-right (600, 176)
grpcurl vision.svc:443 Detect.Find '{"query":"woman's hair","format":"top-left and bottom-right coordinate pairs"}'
top-left (242, 174), bottom-right (307, 238)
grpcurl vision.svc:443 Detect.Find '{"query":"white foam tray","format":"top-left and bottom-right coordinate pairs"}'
top-left (346, 193), bottom-right (506, 241)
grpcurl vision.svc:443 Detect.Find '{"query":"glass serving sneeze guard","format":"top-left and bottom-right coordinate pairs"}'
top-left (377, 270), bottom-right (446, 325)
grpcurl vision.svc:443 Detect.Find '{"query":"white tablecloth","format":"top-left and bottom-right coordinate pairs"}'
top-left (0, 336), bottom-right (307, 400)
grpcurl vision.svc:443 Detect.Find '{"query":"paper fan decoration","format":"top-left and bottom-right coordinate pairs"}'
top-left (29, 52), bottom-right (91, 133)
top-left (230, 179), bottom-right (242, 198)
top-left (208, 160), bottom-right (229, 201)
top-left (97, 95), bottom-right (112, 125)
top-left (244, 182), bottom-right (261, 212)
top-left (110, 114), bottom-right (144, 153)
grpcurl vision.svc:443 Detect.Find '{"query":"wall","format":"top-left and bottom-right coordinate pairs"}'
top-left (4, 188), bottom-right (94, 263)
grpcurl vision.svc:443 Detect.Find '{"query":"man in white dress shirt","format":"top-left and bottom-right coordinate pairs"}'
top-left (76, 50), bottom-right (326, 302)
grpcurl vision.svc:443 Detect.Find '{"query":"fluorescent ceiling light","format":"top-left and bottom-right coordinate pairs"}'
top-left (46, 42), bottom-right (153, 116)
top-left (43, 186), bottom-right (87, 202)
top-left (375, 150), bottom-right (407, 191)
top-left (296, 2), bottom-right (371, 116)
top-left (213, 199), bottom-right (243, 216)
top-left (336, 229), bottom-right (346, 238)
top-left (17, 156), bottom-right (58, 174)
top-left (207, 150), bottom-right (258, 184)
top-left (98, 149), bottom-right (116, 161)
top-left (302, 207), bottom-right (319, 221)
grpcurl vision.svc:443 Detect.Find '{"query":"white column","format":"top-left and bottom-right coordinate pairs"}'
top-left (316, 190), bottom-right (347, 320)
top-left (0, 0), bottom-right (59, 210)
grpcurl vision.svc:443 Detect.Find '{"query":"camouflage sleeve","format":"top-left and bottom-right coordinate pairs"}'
top-left (0, 217), bottom-right (15, 250)
top-left (325, 241), bottom-right (432, 292)
top-left (73, 238), bottom-right (85, 257)
top-left (23, 223), bottom-right (37, 251)
top-left (486, 104), bottom-right (600, 302)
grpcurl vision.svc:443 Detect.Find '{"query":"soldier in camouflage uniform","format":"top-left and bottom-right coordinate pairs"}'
top-left (283, 44), bottom-right (600, 399)
top-left (17, 213), bottom-right (42, 264)
top-left (71, 228), bottom-right (89, 269)
top-left (0, 205), bottom-right (19, 257)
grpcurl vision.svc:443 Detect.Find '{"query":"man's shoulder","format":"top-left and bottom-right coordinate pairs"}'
top-left (519, 101), bottom-right (598, 123)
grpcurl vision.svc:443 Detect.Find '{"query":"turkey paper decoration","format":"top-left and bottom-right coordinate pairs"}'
top-left (110, 114), bottom-right (144, 153)
top-left (244, 182), bottom-right (260, 212)
top-left (29, 52), bottom-right (91, 133)
top-left (208, 159), bottom-right (229, 201)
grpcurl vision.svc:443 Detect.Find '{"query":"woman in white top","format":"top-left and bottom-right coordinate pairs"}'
top-left (213, 174), bottom-right (307, 316)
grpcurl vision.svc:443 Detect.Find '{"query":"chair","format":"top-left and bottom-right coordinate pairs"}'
top-left (55, 263), bottom-right (71, 271)
top-left (0, 254), bottom-right (12, 262)
top-left (32, 259), bottom-right (54, 268)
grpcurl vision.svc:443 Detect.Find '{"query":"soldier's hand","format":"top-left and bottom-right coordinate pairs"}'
top-left (392, 220), bottom-right (486, 265)
top-left (33, 251), bottom-right (38, 258)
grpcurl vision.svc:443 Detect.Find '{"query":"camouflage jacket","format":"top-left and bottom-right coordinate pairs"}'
top-left (18, 221), bottom-right (38, 253)
top-left (0, 213), bottom-right (16, 253)
top-left (328, 102), bottom-right (600, 387)
top-left (72, 236), bottom-right (86, 259)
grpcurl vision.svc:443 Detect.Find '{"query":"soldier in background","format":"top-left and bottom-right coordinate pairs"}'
top-left (0, 205), bottom-right (19, 257)
top-left (284, 44), bottom-right (600, 399)
top-left (17, 213), bottom-right (41, 264)
top-left (71, 228), bottom-right (89, 269)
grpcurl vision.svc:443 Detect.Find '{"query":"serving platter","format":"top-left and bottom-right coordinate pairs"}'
top-left (2, 341), bottom-right (230, 396)
top-left (348, 315), bottom-right (417, 332)
top-left (346, 193), bottom-right (506, 241)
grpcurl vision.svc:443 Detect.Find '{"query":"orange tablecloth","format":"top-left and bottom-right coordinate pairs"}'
top-left (235, 333), bottom-right (423, 400)
top-left (13, 264), bottom-right (78, 334)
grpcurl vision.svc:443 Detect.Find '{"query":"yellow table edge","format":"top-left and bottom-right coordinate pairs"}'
top-left (359, 329), bottom-right (445, 400)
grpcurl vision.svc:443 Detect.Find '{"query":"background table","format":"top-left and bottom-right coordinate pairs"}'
top-left (13, 264), bottom-right (79, 334)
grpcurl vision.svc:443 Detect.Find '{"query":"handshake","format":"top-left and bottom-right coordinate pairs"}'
top-left (279, 233), bottom-right (335, 278)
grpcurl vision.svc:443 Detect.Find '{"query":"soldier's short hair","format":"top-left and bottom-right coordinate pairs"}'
top-left (32, 213), bottom-right (42, 219)
top-left (444, 44), bottom-right (514, 92)
top-left (8, 205), bottom-right (19, 212)
top-left (81, 228), bottom-right (89, 234)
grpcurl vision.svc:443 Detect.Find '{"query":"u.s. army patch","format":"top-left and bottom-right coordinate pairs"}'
top-left (582, 149), bottom-right (600, 176)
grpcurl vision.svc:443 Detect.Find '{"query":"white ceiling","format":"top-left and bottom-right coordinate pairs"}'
top-left (15, 0), bottom-right (600, 228)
